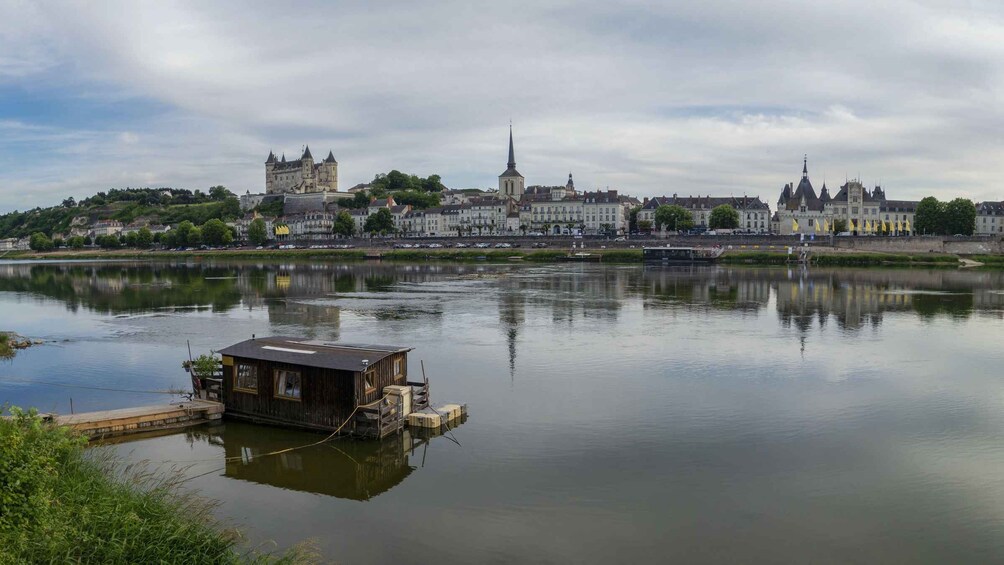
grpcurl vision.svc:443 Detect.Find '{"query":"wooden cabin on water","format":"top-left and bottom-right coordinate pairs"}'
top-left (216, 337), bottom-right (429, 438)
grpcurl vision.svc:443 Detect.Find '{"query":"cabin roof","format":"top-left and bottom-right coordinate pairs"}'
top-left (218, 337), bottom-right (411, 373)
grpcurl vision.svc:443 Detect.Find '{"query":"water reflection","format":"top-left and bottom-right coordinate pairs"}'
top-left (179, 422), bottom-right (436, 501)
top-left (2, 261), bottom-right (1002, 333)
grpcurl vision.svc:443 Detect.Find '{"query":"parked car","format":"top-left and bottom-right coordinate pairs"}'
top-left (454, 242), bottom-right (469, 248)
top-left (532, 242), bottom-right (549, 248)
top-left (474, 242), bottom-right (490, 248)
top-left (613, 237), bottom-right (626, 242)
top-left (494, 243), bottom-right (512, 248)
top-left (429, 243), bottom-right (443, 248)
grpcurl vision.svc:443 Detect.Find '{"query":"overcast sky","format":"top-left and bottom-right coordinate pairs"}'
top-left (1, 0), bottom-right (1002, 212)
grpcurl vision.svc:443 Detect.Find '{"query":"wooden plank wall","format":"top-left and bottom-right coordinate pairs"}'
top-left (224, 358), bottom-right (357, 430)
top-left (357, 353), bottom-right (408, 406)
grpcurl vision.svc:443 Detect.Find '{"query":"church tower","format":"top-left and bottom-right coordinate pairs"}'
top-left (498, 126), bottom-right (525, 200)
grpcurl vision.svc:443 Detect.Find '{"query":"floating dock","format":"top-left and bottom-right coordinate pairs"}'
top-left (54, 400), bottom-right (224, 439)
top-left (407, 403), bottom-right (468, 429)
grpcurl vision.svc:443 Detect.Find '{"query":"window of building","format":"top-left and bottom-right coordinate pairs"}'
top-left (852, 207), bottom-right (859, 214)
top-left (393, 357), bottom-right (403, 379)
top-left (235, 363), bottom-right (258, 393)
top-left (274, 369), bottom-right (301, 400)
top-left (364, 370), bottom-right (376, 392)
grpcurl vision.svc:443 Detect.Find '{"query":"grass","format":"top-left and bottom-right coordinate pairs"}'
top-left (0, 333), bottom-right (11, 360)
top-left (0, 408), bottom-right (315, 564)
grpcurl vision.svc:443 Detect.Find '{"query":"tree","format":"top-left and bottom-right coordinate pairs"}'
top-left (638, 220), bottom-right (653, 232)
top-left (654, 205), bottom-right (693, 232)
top-left (174, 221), bottom-right (195, 245)
top-left (248, 218), bottom-right (268, 245)
top-left (29, 232), bottom-right (53, 252)
top-left (628, 206), bottom-right (642, 233)
top-left (364, 208), bottom-right (395, 234)
top-left (914, 196), bottom-right (944, 235)
top-left (125, 231), bottom-right (139, 247)
top-left (421, 174), bottom-right (445, 193)
top-left (68, 236), bottom-right (85, 249)
top-left (133, 227), bottom-right (152, 249)
top-left (943, 198), bottom-right (976, 236)
top-left (201, 219), bottom-right (230, 246)
top-left (186, 227), bottom-right (202, 247)
top-left (209, 185), bottom-right (232, 201)
top-left (83, 235), bottom-right (92, 246)
top-left (708, 205), bottom-right (740, 230)
top-left (62, 197), bottom-right (76, 208)
top-left (220, 196), bottom-right (241, 220)
top-left (520, 224), bottom-right (527, 236)
top-left (333, 211), bottom-right (355, 237)
top-left (161, 231), bottom-right (176, 248)
top-left (832, 219), bottom-right (848, 233)
top-left (52, 237), bottom-right (64, 248)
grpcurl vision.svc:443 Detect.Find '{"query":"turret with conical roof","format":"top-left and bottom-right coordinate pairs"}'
top-left (325, 150), bottom-right (337, 164)
top-left (302, 145), bottom-right (313, 161)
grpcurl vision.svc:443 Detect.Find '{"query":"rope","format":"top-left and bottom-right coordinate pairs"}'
top-left (101, 393), bottom-right (390, 466)
top-left (0, 376), bottom-right (183, 395)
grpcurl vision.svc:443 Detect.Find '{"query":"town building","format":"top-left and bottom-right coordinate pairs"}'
top-left (976, 201), bottom-right (1004, 235)
top-left (638, 194), bottom-right (771, 233)
top-left (775, 157), bottom-right (916, 235)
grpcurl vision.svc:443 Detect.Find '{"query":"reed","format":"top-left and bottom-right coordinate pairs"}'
top-left (0, 407), bottom-right (315, 564)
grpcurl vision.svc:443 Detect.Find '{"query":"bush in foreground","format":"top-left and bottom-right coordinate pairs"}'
top-left (0, 407), bottom-right (312, 564)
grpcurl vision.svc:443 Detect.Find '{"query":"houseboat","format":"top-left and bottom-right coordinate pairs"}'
top-left (642, 246), bottom-right (724, 265)
top-left (215, 337), bottom-right (429, 438)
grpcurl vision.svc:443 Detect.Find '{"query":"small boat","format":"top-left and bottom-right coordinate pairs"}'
top-left (643, 246), bottom-right (723, 265)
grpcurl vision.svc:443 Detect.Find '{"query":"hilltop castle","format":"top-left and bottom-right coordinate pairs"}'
top-left (265, 146), bottom-right (338, 194)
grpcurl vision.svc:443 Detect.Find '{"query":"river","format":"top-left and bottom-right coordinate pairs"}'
top-left (2, 259), bottom-right (1004, 563)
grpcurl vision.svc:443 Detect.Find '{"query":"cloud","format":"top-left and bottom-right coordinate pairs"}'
top-left (1, 0), bottom-right (1003, 211)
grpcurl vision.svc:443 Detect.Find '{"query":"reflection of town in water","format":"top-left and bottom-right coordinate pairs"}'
top-left (2, 261), bottom-right (1003, 341)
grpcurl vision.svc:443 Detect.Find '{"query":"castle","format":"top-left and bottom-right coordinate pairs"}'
top-left (265, 146), bottom-right (338, 194)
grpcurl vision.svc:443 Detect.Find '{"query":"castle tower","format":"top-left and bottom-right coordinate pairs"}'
top-left (319, 150), bottom-right (339, 192)
top-left (265, 150), bottom-right (276, 194)
top-left (300, 146), bottom-right (315, 193)
top-left (498, 126), bottom-right (525, 200)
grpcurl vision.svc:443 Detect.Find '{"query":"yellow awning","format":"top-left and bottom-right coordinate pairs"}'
top-left (904, 220), bottom-right (911, 232)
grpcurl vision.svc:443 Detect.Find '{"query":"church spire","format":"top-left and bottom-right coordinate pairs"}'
top-left (802, 154), bottom-right (808, 178)
top-left (507, 125), bottom-right (516, 168)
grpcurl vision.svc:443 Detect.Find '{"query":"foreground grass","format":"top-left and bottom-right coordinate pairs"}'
top-left (0, 408), bottom-right (313, 564)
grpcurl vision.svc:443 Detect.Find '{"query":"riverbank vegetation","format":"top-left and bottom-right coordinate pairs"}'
top-left (0, 408), bottom-right (312, 563)
top-left (1, 187), bottom-right (243, 241)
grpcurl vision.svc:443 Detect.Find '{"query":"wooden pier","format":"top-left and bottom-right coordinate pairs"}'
top-left (55, 400), bottom-right (223, 439)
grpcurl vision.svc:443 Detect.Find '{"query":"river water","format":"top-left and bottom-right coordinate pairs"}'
top-left (2, 259), bottom-right (1004, 563)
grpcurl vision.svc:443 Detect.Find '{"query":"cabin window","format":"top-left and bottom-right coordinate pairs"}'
top-left (274, 369), bottom-right (302, 400)
top-left (234, 363), bottom-right (258, 393)
top-left (393, 358), bottom-right (403, 380)
top-left (364, 370), bottom-right (376, 392)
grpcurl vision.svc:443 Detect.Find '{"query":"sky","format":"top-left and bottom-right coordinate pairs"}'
top-left (1, 0), bottom-right (1002, 213)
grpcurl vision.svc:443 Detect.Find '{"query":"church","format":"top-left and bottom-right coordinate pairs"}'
top-left (265, 146), bottom-right (339, 194)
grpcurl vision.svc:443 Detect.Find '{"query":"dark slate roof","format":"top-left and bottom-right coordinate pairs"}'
top-left (977, 201), bottom-right (1004, 215)
top-left (582, 190), bottom-right (619, 204)
top-left (302, 145), bottom-right (313, 160)
top-left (218, 336), bottom-right (411, 373)
top-left (819, 185), bottom-right (831, 203)
top-left (786, 176), bottom-right (823, 212)
top-left (265, 150), bottom-right (276, 164)
top-left (643, 195), bottom-right (770, 211)
top-left (500, 125), bottom-right (522, 177)
top-left (777, 183), bottom-right (791, 206)
top-left (325, 150), bottom-right (337, 163)
top-left (880, 200), bottom-right (919, 212)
